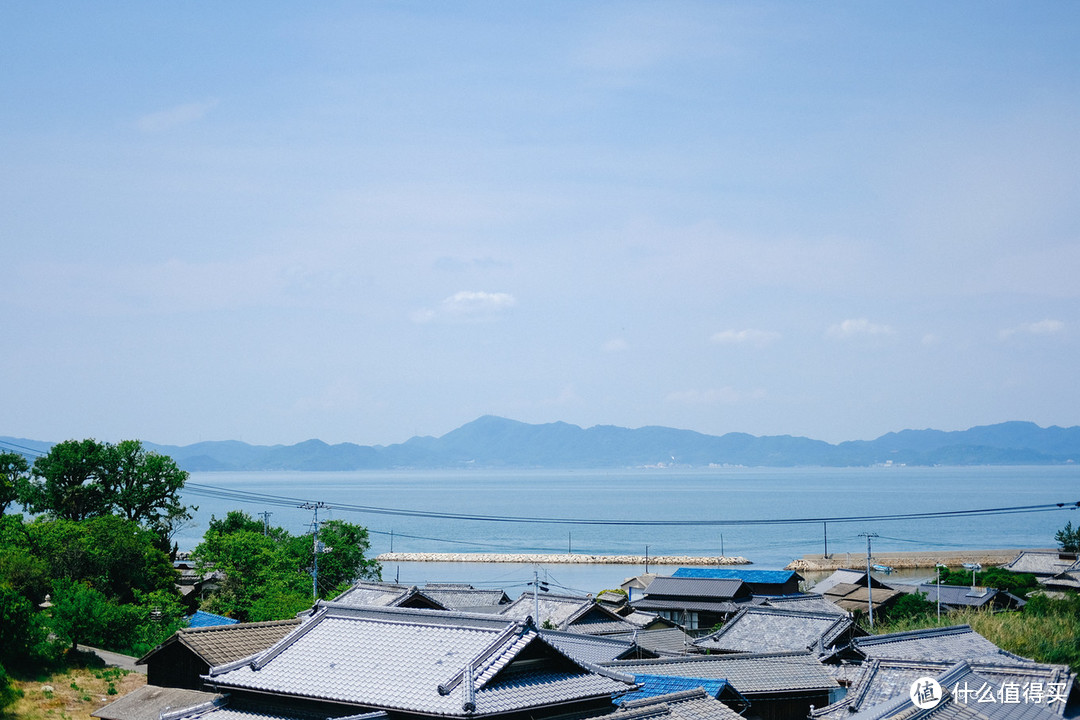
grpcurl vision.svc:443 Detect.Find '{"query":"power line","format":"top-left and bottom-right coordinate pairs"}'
top-left (183, 482), bottom-right (1079, 527)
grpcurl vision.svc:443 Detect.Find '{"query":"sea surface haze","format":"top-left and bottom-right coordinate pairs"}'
top-left (177, 465), bottom-right (1080, 595)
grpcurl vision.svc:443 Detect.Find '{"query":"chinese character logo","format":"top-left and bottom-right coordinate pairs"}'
top-left (911, 677), bottom-right (943, 709)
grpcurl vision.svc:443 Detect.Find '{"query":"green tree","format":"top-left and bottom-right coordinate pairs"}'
top-left (101, 440), bottom-right (193, 540)
top-left (309, 519), bottom-right (381, 595)
top-left (27, 516), bottom-right (175, 603)
top-left (0, 584), bottom-right (48, 669)
top-left (50, 579), bottom-right (117, 651)
top-left (886, 591), bottom-right (936, 623)
top-left (0, 452), bottom-right (29, 515)
top-left (24, 439), bottom-right (109, 521)
top-left (1056, 521), bottom-right (1080, 553)
top-left (0, 663), bottom-right (22, 715)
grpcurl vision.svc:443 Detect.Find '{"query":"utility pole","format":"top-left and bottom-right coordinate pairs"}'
top-left (533, 568), bottom-right (540, 625)
top-left (259, 511), bottom-right (273, 536)
top-left (301, 501), bottom-right (326, 601)
top-left (859, 532), bottom-right (879, 628)
top-left (823, 522), bottom-right (828, 558)
top-left (645, 545), bottom-right (649, 573)
top-left (936, 563), bottom-right (945, 621)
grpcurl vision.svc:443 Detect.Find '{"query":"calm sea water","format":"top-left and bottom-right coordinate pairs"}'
top-left (176, 466), bottom-right (1080, 596)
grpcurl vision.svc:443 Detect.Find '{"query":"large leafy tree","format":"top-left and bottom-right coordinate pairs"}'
top-left (101, 440), bottom-right (192, 539)
top-left (1056, 521), bottom-right (1080, 553)
top-left (0, 451), bottom-right (30, 514)
top-left (24, 439), bottom-right (109, 521)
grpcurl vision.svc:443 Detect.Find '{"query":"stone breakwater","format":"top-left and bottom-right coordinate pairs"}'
top-left (376, 552), bottom-right (751, 565)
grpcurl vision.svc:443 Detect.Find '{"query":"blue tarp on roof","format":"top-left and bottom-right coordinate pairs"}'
top-left (621, 674), bottom-right (728, 702)
top-left (187, 610), bottom-right (239, 628)
top-left (673, 568), bottom-right (797, 583)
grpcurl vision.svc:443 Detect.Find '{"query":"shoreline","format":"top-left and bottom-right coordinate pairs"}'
top-left (374, 547), bottom-right (1043, 570)
top-left (375, 552), bottom-right (751, 565)
top-left (785, 548), bottom-right (1045, 572)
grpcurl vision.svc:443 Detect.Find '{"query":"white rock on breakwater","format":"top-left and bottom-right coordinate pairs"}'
top-left (375, 552), bottom-right (751, 565)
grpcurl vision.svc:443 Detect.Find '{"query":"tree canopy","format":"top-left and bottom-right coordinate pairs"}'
top-left (20, 439), bottom-right (192, 539)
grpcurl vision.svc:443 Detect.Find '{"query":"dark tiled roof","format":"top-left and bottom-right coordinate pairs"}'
top-left (331, 581), bottom-right (447, 610)
top-left (999, 552), bottom-right (1080, 577)
top-left (692, 606), bottom-right (856, 654)
top-left (138, 618), bottom-right (303, 667)
top-left (631, 597), bottom-right (748, 615)
top-left (604, 651), bottom-right (839, 694)
top-left (540, 630), bottom-right (639, 665)
top-left (812, 658), bottom-right (1075, 720)
top-left (605, 628), bottom-right (695, 657)
top-left (889, 584), bottom-right (1021, 609)
top-left (422, 588), bottom-right (510, 610)
top-left (850, 625), bottom-right (1030, 664)
top-left (761, 593), bottom-right (848, 616)
top-left (500, 593), bottom-right (638, 634)
top-left (207, 604), bottom-right (636, 717)
top-left (812, 570), bottom-right (893, 594)
top-left (843, 661), bottom-right (1065, 720)
top-left (93, 685), bottom-right (224, 720)
top-left (641, 577), bottom-right (748, 600)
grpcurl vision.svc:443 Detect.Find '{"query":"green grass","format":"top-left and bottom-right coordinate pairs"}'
top-left (866, 595), bottom-right (1080, 671)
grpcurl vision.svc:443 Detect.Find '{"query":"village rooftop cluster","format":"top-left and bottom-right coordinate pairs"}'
top-left (93, 550), bottom-right (1080, 720)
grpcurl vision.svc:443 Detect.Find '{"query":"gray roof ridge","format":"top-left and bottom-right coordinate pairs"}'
top-left (207, 608), bottom-right (325, 676)
top-left (564, 599), bottom-right (627, 627)
top-left (158, 695), bottom-right (229, 720)
top-left (180, 618), bottom-right (302, 635)
top-left (438, 622), bottom-right (532, 696)
top-left (854, 624), bottom-right (974, 644)
top-left (605, 649), bottom-right (815, 666)
top-left (622, 688), bottom-right (709, 709)
top-left (540, 628), bottom-right (632, 645)
top-left (317, 601), bottom-right (514, 625)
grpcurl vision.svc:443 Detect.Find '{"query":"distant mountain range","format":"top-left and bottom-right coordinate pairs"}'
top-left (5, 417), bottom-right (1080, 471)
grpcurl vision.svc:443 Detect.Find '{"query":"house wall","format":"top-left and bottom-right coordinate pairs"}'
top-left (145, 644), bottom-right (211, 690)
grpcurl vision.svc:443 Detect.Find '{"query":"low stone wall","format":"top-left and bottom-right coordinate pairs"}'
top-left (375, 552), bottom-right (751, 565)
top-left (785, 548), bottom-right (1042, 571)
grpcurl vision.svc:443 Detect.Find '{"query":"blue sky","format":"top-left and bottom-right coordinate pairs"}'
top-left (2, 2), bottom-right (1078, 446)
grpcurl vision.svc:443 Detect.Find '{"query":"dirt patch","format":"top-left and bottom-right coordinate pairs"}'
top-left (12, 666), bottom-right (146, 720)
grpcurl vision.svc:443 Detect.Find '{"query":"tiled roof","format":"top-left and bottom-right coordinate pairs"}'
top-left (422, 588), bottom-right (510, 610)
top-left (999, 552), bottom-right (1080, 576)
top-left (812, 570), bottom-right (892, 594)
top-left (331, 581), bottom-right (447, 610)
top-left (823, 583), bottom-right (903, 613)
top-left (692, 607), bottom-right (856, 654)
top-left (151, 695), bottom-right (389, 720)
top-left (1039, 571), bottom-right (1080, 590)
top-left (672, 568), bottom-right (801, 584)
top-left (812, 658), bottom-right (1075, 720)
top-left (188, 611), bottom-right (240, 628)
top-left (92, 685), bottom-right (224, 720)
top-left (610, 689), bottom-right (744, 720)
top-left (889, 584), bottom-right (1020, 609)
top-left (630, 597), bottom-right (748, 615)
top-left (619, 675), bottom-right (727, 702)
top-left (640, 577), bottom-right (748, 600)
top-left (605, 628), bottom-right (695, 657)
top-left (499, 594), bottom-right (638, 634)
top-left (850, 626), bottom-right (1030, 664)
top-left (138, 618), bottom-right (303, 667)
top-left (761, 593), bottom-right (848, 616)
top-left (207, 604), bottom-right (636, 717)
top-left (540, 630), bottom-right (640, 665)
top-left (843, 662), bottom-right (1065, 720)
top-left (605, 651), bottom-right (839, 694)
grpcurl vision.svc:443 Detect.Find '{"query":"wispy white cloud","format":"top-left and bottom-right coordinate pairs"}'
top-left (603, 338), bottom-right (629, 353)
top-left (827, 318), bottom-right (894, 339)
top-left (710, 328), bottom-right (780, 347)
top-left (412, 290), bottom-right (517, 323)
top-left (666, 387), bottom-right (766, 405)
top-left (135, 99), bottom-right (219, 133)
top-left (999, 319), bottom-right (1065, 340)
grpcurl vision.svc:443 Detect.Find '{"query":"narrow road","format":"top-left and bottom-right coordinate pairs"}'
top-left (80, 645), bottom-right (145, 673)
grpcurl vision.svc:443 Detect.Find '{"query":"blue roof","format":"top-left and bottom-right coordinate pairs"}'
top-left (187, 610), bottom-right (239, 628)
top-left (673, 568), bottom-right (798, 583)
top-left (622, 674), bottom-right (728, 701)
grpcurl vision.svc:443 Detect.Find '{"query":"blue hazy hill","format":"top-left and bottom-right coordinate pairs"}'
top-left (6, 417), bottom-right (1079, 471)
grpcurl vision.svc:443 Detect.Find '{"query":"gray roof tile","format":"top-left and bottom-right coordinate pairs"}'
top-left (93, 685), bottom-right (224, 720)
top-left (610, 689), bottom-right (744, 720)
top-left (640, 577), bottom-right (748, 600)
top-left (604, 651), bottom-right (839, 694)
top-left (138, 619), bottom-right (303, 667)
top-left (692, 606), bottom-right (857, 654)
top-left (850, 626), bottom-right (1030, 664)
top-left (761, 593), bottom-right (848, 616)
top-left (999, 552), bottom-right (1080, 577)
top-left (207, 604), bottom-right (635, 717)
top-left (812, 658), bottom-right (1075, 720)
